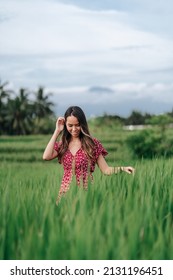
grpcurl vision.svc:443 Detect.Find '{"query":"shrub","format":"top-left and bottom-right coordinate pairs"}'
top-left (126, 129), bottom-right (173, 159)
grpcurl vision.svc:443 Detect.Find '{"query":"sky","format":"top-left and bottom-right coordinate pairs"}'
top-left (0, 0), bottom-right (173, 117)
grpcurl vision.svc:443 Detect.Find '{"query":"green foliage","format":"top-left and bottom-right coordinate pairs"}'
top-left (0, 80), bottom-right (55, 135)
top-left (32, 117), bottom-right (56, 134)
top-left (146, 114), bottom-right (173, 138)
top-left (1, 152), bottom-right (173, 259)
top-left (1, 78), bottom-right (173, 137)
top-left (145, 114), bottom-right (173, 126)
top-left (0, 135), bottom-right (173, 260)
top-left (88, 114), bottom-right (124, 130)
top-left (127, 128), bottom-right (173, 159)
top-left (125, 110), bottom-right (152, 125)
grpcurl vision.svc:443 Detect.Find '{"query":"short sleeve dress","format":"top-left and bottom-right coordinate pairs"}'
top-left (54, 138), bottom-right (108, 201)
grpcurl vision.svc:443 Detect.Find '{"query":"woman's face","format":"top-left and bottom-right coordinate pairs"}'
top-left (66, 116), bottom-right (81, 138)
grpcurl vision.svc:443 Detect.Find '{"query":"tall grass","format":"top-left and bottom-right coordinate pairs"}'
top-left (0, 135), bottom-right (173, 260)
top-left (0, 160), bottom-right (173, 260)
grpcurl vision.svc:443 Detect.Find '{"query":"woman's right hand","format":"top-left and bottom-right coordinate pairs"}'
top-left (56, 117), bottom-right (65, 132)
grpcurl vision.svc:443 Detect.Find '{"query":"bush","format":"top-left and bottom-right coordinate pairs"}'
top-left (126, 129), bottom-right (173, 159)
top-left (32, 117), bottom-right (56, 134)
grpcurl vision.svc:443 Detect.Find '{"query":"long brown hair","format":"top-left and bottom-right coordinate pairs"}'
top-left (58, 106), bottom-right (95, 162)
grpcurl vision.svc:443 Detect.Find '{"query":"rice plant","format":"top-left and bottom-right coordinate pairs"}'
top-left (0, 136), bottom-right (173, 260)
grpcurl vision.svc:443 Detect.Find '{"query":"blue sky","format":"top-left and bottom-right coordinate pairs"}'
top-left (0, 0), bottom-right (173, 117)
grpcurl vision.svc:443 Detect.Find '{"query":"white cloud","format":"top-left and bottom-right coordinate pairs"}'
top-left (47, 82), bottom-right (173, 107)
top-left (1, 0), bottom-right (173, 60)
top-left (1, 0), bottom-right (173, 116)
top-left (1, 0), bottom-right (128, 54)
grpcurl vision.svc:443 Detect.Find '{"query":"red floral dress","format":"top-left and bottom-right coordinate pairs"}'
top-left (54, 138), bottom-right (108, 202)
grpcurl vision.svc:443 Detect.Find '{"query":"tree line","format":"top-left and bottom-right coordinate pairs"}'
top-left (0, 79), bottom-right (56, 135)
top-left (1, 78), bottom-right (173, 135)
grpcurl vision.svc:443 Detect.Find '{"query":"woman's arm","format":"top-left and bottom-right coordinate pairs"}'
top-left (42, 117), bottom-right (65, 160)
top-left (97, 155), bottom-right (135, 175)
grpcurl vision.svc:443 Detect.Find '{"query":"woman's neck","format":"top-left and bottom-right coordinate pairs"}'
top-left (70, 136), bottom-right (80, 142)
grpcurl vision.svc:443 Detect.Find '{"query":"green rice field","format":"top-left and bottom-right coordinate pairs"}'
top-left (0, 131), bottom-right (173, 260)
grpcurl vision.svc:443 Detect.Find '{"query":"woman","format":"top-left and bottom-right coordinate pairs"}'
top-left (43, 106), bottom-right (135, 204)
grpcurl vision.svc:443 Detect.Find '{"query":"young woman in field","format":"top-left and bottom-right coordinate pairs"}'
top-left (43, 106), bottom-right (135, 204)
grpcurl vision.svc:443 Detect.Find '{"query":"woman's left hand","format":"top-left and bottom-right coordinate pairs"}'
top-left (122, 166), bottom-right (135, 174)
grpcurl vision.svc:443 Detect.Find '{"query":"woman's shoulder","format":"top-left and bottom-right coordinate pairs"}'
top-left (91, 137), bottom-right (108, 157)
top-left (92, 137), bottom-right (104, 149)
top-left (92, 137), bottom-right (102, 145)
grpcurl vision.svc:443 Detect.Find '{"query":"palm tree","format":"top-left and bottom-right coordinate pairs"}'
top-left (0, 79), bottom-right (14, 134)
top-left (33, 87), bottom-right (54, 119)
top-left (5, 88), bottom-right (33, 135)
